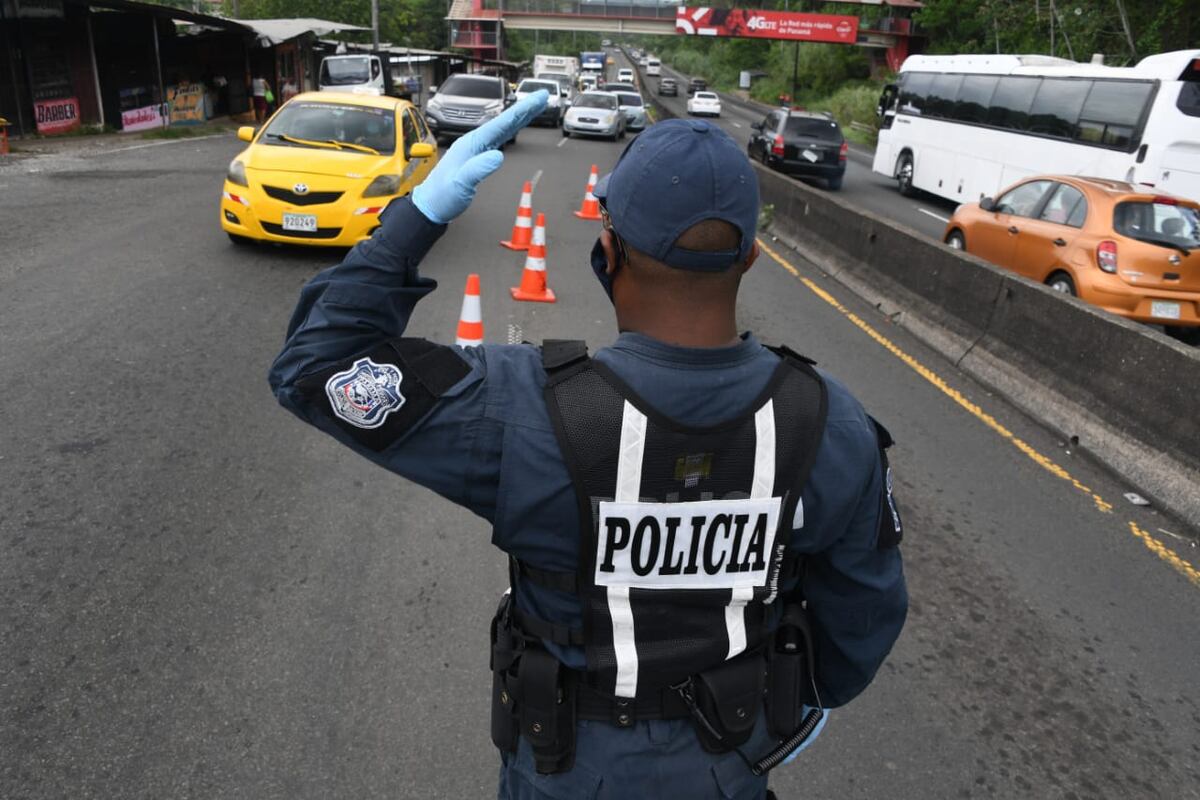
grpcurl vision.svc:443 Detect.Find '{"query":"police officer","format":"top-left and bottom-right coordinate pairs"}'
top-left (268, 92), bottom-right (907, 799)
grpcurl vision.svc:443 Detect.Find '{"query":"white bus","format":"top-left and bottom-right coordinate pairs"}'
top-left (872, 50), bottom-right (1200, 204)
top-left (646, 58), bottom-right (662, 77)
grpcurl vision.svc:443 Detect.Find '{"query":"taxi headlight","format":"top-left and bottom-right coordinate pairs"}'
top-left (363, 174), bottom-right (403, 197)
top-left (226, 158), bottom-right (248, 187)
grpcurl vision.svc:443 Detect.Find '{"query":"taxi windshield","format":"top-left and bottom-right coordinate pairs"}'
top-left (261, 102), bottom-right (396, 155)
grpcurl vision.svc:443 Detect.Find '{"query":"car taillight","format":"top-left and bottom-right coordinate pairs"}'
top-left (839, 141), bottom-right (848, 161)
top-left (1097, 240), bottom-right (1118, 273)
top-left (1151, 195), bottom-right (1178, 205)
top-left (772, 135), bottom-right (785, 156)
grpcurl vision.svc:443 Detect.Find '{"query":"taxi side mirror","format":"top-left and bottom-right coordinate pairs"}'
top-left (237, 126), bottom-right (256, 142)
top-left (408, 142), bottom-right (435, 159)
top-left (979, 196), bottom-right (997, 212)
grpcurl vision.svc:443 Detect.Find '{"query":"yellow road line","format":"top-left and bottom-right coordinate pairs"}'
top-left (1129, 522), bottom-right (1200, 589)
top-left (758, 237), bottom-right (1199, 588)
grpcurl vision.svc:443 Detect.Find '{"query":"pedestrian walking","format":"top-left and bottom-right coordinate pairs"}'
top-left (251, 73), bottom-right (272, 123)
top-left (268, 91), bottom-right (907, 799)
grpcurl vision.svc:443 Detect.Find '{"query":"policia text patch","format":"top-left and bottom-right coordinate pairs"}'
top-left (596, 497), bottom-right (782, 591)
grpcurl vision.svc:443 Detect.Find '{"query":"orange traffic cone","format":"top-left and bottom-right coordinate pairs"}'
top-left (573, 165), bottom-right (602, 221)
top-left (510, 214), bottom-right (556, 304)
top-left (501, 180), bottom-right (534, 250)
top-left (456, 274), bottom-right (484, 346)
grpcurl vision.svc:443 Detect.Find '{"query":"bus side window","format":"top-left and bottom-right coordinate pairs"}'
top-left (1177, 81), bottom-right (1200, 118)
top-left (954, 75), bottom-right (998, 124)
top-left (1076, 80), bottom-right (1155, 149)
top-left (898, 72), bottom-right (932, 116)
top-left (987, 76), bottom-right (1039, 131)
top-left (1027, 78), bottom-right (1091, 139)
top-left (926, 73), bottom-right (963, 119)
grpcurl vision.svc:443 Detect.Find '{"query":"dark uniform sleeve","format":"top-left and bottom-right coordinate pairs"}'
top-left (267, 197), bottom-right (501, 521)
top-left (798, 415), bottom-right (908, 709)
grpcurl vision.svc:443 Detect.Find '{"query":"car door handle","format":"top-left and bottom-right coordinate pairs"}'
top-left (1053, 238), bottom-right (1067, 246)
top-left (1007, 226), bottom-right (1019, 234)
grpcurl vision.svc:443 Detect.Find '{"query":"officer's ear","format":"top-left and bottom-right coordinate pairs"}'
top-left (739, 241), bottom-right (759, 276)
top-left (600, 228), bottom-right (621, 275)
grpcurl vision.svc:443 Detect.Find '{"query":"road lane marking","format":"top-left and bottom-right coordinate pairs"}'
top-left (531, 169), bottom-right (544, 189)
top-left (917, 208), bottom-right (950, 224)
top-left (1129, 522), bottom-right (1200, 589)
top-left (106, 133), bottom-right (229, 154)
top-left (758, 238), bottom-right (1200, 590)
top-left (557, 138), bottom-right (568, 148)
top-left (732, 122), bottom-right (742, 128)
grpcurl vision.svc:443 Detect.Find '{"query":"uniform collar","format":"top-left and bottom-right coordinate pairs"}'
top-left (610, 331), bottom-right (762, 368)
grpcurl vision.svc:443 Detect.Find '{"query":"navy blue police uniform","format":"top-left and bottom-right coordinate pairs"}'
top-left (269, 118), bottom-right (907, 800)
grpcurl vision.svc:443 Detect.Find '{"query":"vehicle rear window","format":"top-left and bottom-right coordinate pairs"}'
top-left (617, 93), bottom-right (643, 107)
top-left (575, 94), bottom-right (616, 109)
top-left (1114, 201), bottom-right (1200, 249)
top-left (1177, 82), bottom-right (1200, 118)
top-left (786, 117), bottom-right (841, 138)
top-left (439, 76), bottom-right (502, 99)
top-left (520, 81), bottom-right (559, 94)
top-left (261, 102), bottom-right (396, 155)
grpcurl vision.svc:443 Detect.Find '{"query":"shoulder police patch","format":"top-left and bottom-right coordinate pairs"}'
top-left (324, 357), bottom-right (406, 429)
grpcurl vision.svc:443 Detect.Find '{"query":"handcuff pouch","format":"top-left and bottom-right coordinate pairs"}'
top-left (690, 650), bottom-right (765, 754)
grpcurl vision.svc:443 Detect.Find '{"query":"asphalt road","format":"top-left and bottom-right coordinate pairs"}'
top-left (1, 105), bottom-right (1199, 799)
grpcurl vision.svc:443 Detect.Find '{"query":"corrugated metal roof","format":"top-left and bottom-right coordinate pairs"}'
top-left (231, 18), bottom-right (370, 44)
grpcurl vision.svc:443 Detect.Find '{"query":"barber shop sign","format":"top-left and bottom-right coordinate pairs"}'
top-left (34, 97), bottom-right (81, 135)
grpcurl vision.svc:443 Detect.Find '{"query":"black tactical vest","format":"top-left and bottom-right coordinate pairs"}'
top-left (530, 341), bottom-right (828, 700)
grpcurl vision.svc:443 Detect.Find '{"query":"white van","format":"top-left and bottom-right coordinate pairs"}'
top-left (319, 55), bottom-right (385, 95)
top-left (646, 58), bottom-right (661, 77)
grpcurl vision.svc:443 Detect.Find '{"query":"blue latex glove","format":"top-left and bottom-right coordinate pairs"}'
top-left (411, 90), bottom-right (549, 224)
top-left (782, 706), bottom-right (829, 764)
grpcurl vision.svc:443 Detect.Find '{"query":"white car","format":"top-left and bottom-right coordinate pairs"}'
top-left (687, 91), bottom-right (722, 117)
top-left (562, 91), bottom-right (626, 141)
top-left (515, 78), bottom-right (565, 126)
top-left (617, 68), bottom-right (635, 83)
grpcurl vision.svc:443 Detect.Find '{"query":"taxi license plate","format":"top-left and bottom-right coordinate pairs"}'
top-left (1150, 300), bottom-right (1181, 320)
top-left (282, 212), bottom-right (318, 233)
top-left (801, 149), bottom-right (820, 163)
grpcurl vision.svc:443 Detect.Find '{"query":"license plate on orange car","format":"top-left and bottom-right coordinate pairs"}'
top-left (282, 213), bottom-right (318, 233)
top-left (1151, 301), bottom-right (1181, 320)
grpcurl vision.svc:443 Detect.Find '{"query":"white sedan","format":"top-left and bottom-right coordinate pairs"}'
top-left (687, 91), bottom-right (721, 117)
top-left (562, 91), bottom-right (626, 141)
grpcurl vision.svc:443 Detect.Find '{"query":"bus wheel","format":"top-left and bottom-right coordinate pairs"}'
top-left (1046, 272), bottom-right (1076, 296)
top-left (945, 230), bottom-right (966, 251)
top-left (897, 153), bottom-right (915, 197)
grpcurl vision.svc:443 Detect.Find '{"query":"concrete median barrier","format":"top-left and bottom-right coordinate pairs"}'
top-left (756, 162), bottom-right (1200, 527)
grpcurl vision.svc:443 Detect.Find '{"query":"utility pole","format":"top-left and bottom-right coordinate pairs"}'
top-left (231, 0), bottom-right (239, 17)
top-left (1113, 0), bottom-right (1137, 60)
top-left (371, 0), bottom-right (380, 50)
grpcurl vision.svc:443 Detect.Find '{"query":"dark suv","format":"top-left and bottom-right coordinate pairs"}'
top-left (747, 110), bottom-right (848, 190)
top-left (424, 74), bottom-right (513, 143)
top-left (687, 77), bottom-right (707, 95)
top-left (659, 77), bottom-right (678, 96)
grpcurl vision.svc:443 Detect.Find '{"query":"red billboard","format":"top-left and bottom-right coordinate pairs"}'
top-left (675, 7), bottom-right (859, 44)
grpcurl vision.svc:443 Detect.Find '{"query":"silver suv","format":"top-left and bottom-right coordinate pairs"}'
top-left (425, 74), bottom-right (514, 143)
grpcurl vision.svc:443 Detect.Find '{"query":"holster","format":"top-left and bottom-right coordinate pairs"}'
top-left (489, 593), bottom-right (578, 774)
top-left (490, 593), bottom-right (520, 754)
top-left (518, 645), bottom-right (577, 774)
top-left (688, 649), bottom-right (766, 754)
top-left (766, 604), bottom-right (818, 738)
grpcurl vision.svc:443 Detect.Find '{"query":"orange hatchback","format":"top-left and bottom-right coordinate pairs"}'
top-left (943, 176), bottom-right (1200, 339)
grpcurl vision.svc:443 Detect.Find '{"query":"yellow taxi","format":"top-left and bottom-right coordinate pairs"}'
top-left (220, 92), bottom-right (437, 247)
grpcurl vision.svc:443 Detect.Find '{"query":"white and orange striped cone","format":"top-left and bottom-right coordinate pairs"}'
top-left (500, 180), bottom-right (534, 250)
top-left (510, 213), bottom-right (557, 304)
top-left (456, 274), bottom-right (484, 346)
top-left (573, 165), bottom-right (602, 221)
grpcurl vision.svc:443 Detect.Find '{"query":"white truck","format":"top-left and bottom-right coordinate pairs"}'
top-left (319, 54), bottom-right (388, 95)
top-left (533, 54), bottom-right (579, 83)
